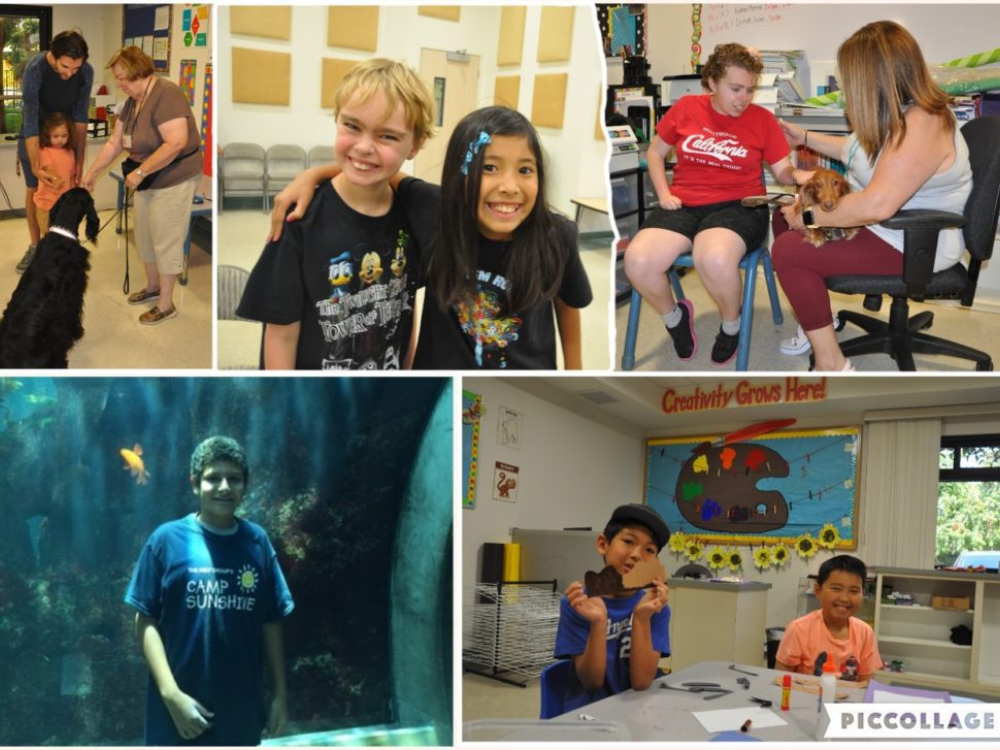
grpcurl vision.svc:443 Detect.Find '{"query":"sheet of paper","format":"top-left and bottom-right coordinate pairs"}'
top-left (154, 5), bottom-right (170, 31)
top-left (693, 706), bottom-right (788, 734)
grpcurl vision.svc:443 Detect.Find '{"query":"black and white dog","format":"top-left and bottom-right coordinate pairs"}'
top-left (0, 187), bottom-right (99, 368)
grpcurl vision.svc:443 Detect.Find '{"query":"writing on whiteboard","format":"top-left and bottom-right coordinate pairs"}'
top-left (705, 4), bottom-right (790, 35)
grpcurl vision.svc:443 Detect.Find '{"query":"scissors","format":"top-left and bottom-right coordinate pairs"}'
top-left (660, 684), bottom-right (734, 699)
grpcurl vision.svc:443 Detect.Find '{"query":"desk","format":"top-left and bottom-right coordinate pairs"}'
top-left (569, 197), bottom-right (608, 225)
top-left (109, 171), bottom-right (212, 285)
top-left (553, 660), bottom-right (866, 742)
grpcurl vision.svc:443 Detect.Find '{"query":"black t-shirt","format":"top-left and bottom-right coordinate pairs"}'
top-left (414, 214), bottom-right (593, 370)
top-left (236, 180), bottom-right (420, 370)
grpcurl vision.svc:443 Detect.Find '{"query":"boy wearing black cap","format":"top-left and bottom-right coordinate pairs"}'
top-left (552, 503), bottom-right (671, 713)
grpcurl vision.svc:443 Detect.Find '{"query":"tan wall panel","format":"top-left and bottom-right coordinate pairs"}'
top-left (537, 7), bottom-right (575, 63)
top-left (321, 58), bottom-right (363, 109)
top-left (418, 7), bottom-right (461, 22)
top-left (530, 73), bottom-right (568, 130)
top-left (494, 75), bottom-right (520, 109)
top-left (497, 6), bottom-right (526, 67)
top-left (232, 48), bottom-right (291, 106)
top-left (229, 7), bottom-right (292, 41)
top-left (328, 7), bottom-right (379, 52)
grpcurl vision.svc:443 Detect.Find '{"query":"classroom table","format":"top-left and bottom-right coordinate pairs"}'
top-left (552, 660), bottom-right (867, 742)
top-left (109, 170), bottom-right (212, 286)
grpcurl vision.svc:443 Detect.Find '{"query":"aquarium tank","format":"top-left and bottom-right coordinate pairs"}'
top-left (0, 377), bottom-right (453, 746)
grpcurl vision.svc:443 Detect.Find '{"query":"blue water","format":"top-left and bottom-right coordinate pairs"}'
top-left (0, 376), bottom-right (453, 746)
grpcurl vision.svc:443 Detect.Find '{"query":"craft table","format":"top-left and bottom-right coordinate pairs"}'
top-left (552, 660), bottom-right (867, 742)
top-left (109, 170), bottom-right (212, 285)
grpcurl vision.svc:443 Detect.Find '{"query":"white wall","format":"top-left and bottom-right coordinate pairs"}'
top-left (461, 378), bottom-right (643, 604)
top-left (463, 381), bottom-right (1000, 632)
top-left (217, 5), bottom-right (606, 218)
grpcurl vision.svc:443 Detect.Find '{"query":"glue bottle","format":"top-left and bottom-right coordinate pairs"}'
top-left (816, 658), bottom-right (838, 740)
top-left (781, 674), bottom-right (791, 710)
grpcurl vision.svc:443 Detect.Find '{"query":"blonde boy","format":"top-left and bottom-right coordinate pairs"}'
top-left (238, 59), bottom-right (434, 370)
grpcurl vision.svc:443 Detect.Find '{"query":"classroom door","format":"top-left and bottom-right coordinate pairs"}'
top-left (416, 49), bottom-right (480, 184)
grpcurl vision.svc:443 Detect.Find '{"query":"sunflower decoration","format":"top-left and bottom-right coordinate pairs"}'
top-left (685, 539), bottom-right (704, 562)
top-left (727, 548), bottom-right (743, 572)
top-left (795, 533), bottom-right (818, 559)
top-left (771, 544), bottom-right (790, 567)
top-left (707, 546), bottom-right (727, 570)
top-left (669, 532), bottom-right (688, 555)
top-left (817, 524), bottom-right (841, 549)
top-left (753, 546), bottom-right (772, 571)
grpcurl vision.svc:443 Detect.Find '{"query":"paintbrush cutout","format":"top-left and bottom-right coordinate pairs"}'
top-left (584, 565), bottom-right (658, 597)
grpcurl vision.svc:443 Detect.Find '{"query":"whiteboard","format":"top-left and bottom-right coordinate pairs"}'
top-left (700, 3), bottom-right (1000, 69)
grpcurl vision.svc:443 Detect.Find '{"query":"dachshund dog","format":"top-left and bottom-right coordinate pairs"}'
top-left (796, 168), bottom-right (861, 247)
top-left (0, 187), bottom-right (99, 368)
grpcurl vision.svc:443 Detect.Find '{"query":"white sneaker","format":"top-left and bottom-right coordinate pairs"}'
top-left (780, 318), bottom-right (840, 356)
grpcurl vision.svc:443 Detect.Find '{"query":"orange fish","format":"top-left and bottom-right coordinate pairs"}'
top-left (120, 444), bottom-right (150, 485)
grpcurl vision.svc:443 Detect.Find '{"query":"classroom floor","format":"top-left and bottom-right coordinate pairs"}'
top-left (217, 207), bottom-right (613, 370)
top-left (617, 268), bottom-right (1000, 372)
top-left (0, 208), bottom-right (212, 369)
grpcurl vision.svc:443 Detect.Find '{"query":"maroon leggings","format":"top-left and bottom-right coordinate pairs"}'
top-left (771, 211), bottom-right (903, 331)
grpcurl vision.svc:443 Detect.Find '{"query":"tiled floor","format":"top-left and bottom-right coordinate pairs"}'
top-left (0, 207), bottom-right (212, 369)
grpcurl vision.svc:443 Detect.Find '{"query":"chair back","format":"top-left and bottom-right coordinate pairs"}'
top-left (267, 144), bottom-right (307, 175)
top-left (308, 145), bottom-right (336, 168)
top-left (218, 264), bottom-right (251, 321)
top-left (961, 115), bottom-right (1000, 262)
top-left (539, 660), bottom-right (576, 720)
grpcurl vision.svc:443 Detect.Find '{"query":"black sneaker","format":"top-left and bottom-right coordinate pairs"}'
top-left (711, 326), bottom-right (740, 366)
top-left (665, 299), bottom-right (698, 361)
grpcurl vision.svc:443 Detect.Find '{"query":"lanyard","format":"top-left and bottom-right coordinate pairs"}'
top-left (126, 77), bottom-right (154, 138)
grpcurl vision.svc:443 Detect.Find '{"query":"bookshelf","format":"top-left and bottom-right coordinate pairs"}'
top-left (874, 568), bottom-right (1000, 696)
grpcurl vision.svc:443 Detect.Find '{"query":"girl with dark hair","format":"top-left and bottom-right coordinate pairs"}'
top-left (415, 106), bottom-right (592, 369)
top-left (269, 105), bottom-right (593, 370)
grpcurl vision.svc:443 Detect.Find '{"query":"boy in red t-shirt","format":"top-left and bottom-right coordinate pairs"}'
top-left (624, 43), bottom-right (800, 366)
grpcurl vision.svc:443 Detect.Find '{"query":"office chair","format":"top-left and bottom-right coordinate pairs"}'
top-left (822, 115), bottom-right (1000, 371)
top-left (620, 245), bottom-right (784, 371)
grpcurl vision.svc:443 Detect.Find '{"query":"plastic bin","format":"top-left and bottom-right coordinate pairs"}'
top-left (463, 719), bottom-right (631, 742)
top-left (610, 172), bottom-right (639, 217)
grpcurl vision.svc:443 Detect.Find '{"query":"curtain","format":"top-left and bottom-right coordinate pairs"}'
top-left (858, 418), bottom-right (942, 569)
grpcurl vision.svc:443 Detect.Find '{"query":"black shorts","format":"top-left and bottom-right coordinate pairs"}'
top-left (640, 199), bottom-right (769, 251)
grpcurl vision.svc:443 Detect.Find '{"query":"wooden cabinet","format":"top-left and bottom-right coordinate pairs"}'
top-left (667, 579), bottom-right (770, 671)
top-left (874, 567), bottom-right (1000, 696)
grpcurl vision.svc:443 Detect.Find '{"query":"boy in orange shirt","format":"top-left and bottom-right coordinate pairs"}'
top-left (776, 555), bottom-right (881, 681)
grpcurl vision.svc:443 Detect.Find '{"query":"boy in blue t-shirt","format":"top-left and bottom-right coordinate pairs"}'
top-left (552, 504), bottom-right (671, 715)
top-left (125, 436), bottom-right (294, 746)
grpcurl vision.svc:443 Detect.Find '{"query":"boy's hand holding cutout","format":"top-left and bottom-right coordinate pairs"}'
top-left (565, 580), bottom-right (608, 624)
top-left (633, 578), bottom-right (669, 620)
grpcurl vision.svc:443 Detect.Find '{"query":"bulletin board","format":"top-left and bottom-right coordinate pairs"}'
top-left (321, 58), bottom-right (360, 109)
top-left (418, 7), bottom-right (461, 22)
top-left (328, 7), bottom-right (379, 52)
top-left (597, 4), bottom-right (647, 58)
top-left (462, 390), bottom-right (483, 510)
top-left (232, 48), bottom-right (290, 105)
top-left (537, 7), bottom-right (575, 63)
top-left (644, 427), bottom-right (861, 548)
top-left (497, 7), bottom-right (526, 67)
top-left (531, 73), bottom-right (568, 129)
top-left (122, 4), bottom-right (172, 73)
top-left (494, 75), bottom-right (520, 108)
top-left (229, 6), bottom-right (291, 41)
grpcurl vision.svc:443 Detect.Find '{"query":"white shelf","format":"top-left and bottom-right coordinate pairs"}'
top-left (880, 603), bottom-right (974, 614)
top-left (879, 635), bottom-right (971, 650)
top-left (874, 669), bottom-right (969, 686)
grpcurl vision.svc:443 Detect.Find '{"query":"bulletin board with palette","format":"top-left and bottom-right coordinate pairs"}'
top-left (644, 427), bottom-right (861, 548)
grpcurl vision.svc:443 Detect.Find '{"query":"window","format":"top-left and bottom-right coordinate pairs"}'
top-left (1, 6), bottom-right (52, 136)
top-left (936, 435), bottom-right (1000, 567)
